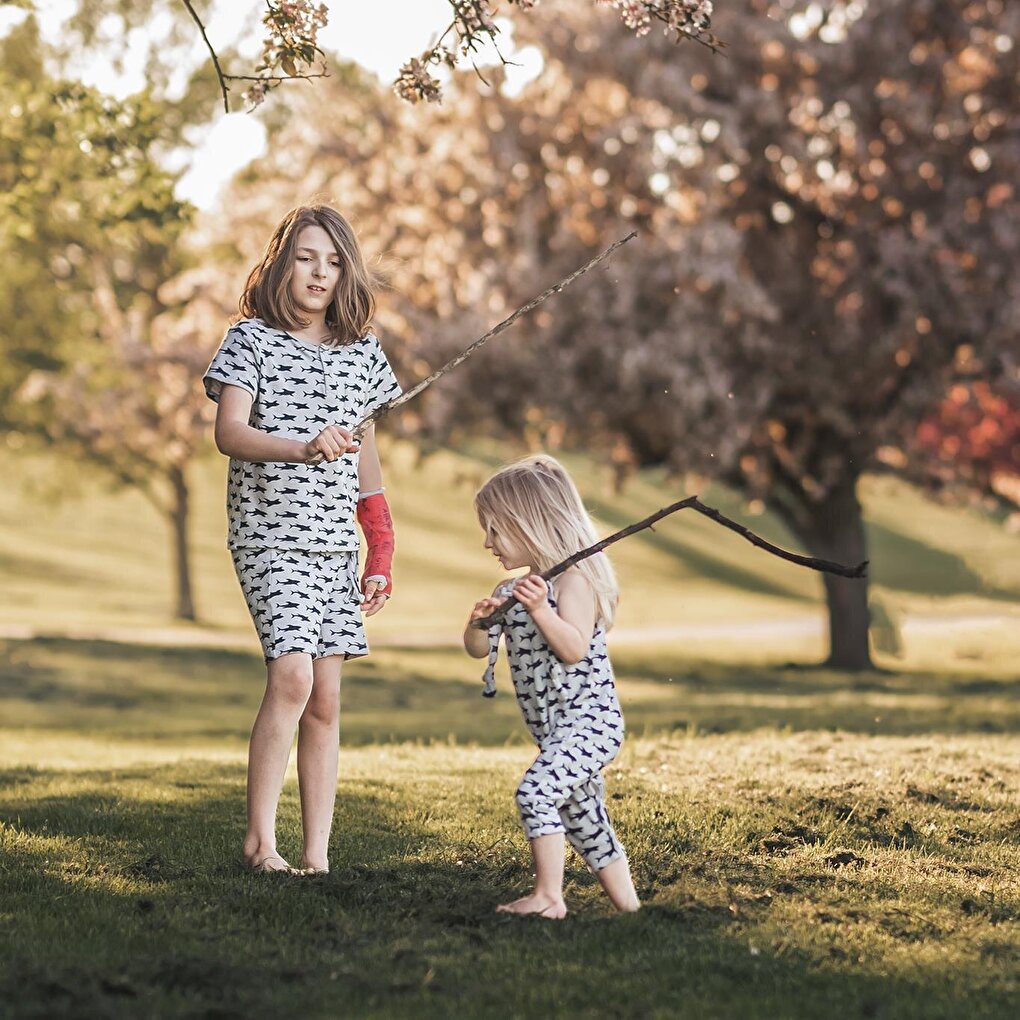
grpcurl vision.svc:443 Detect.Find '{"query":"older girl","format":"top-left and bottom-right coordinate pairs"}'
top-left (204, 205), bottom-right (400, 874)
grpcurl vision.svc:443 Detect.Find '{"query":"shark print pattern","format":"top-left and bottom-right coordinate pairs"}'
top-left (203, 318), bottom-right (402, 552)
top-left (232, 548), bottom-right (368, 661)
top-left (486, 580), bottom-right (627, 872)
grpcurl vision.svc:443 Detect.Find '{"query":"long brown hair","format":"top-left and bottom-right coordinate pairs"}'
top-left (239, 205), bottom-right (376, 345)
top-left (475, 455), bottom-right (619, 629)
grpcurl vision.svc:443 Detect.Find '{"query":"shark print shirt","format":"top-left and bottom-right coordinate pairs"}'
top-left (203, 318), bottom-right (402, 552)
top-left (494, 582), bottom-right (624, 749)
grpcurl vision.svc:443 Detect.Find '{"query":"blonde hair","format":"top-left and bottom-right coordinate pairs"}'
top-left (239, 204), bottom-right (376, 345)
top-left (474, 455), bottom-right (619, 629)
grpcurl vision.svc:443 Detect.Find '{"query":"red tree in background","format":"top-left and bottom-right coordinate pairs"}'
top-left (912, 381), bottom-right (1020, 510)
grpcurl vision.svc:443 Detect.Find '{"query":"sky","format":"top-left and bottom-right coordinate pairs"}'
top-left (1, 0), bottom-right (543, 209)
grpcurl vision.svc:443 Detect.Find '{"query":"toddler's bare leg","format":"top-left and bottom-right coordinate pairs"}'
top-left (596, 856), bottom-right (640, 912)
top-left (496, 833), bottom-right (568, 918)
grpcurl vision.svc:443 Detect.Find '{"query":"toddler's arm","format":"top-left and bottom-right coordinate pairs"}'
top-left (214, 384), bottom-right (358, 464)
top-left (515, 570), bottom-right (595, 666)
top-left (464, 591), bottom-right (504, 658)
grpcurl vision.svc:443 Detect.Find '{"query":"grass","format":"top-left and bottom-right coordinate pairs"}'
top-left (1, 636), bottom-right (1019, 1018)
top-left (2, 637), bottom-right (1019, 745)
top-left (1, 440), bottom-right (1018, 1016)
top-left (1, 439), bottom-right (1017, 656)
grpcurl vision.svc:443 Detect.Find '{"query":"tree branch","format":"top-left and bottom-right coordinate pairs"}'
top-left (349, 231), bottom-right (638, 443)
top-left (472, 495), bottom-right (868, 629)
top-left (226, 72), bottom-right (330, 84)
top-left (181, 0), bottom-right (231, 113)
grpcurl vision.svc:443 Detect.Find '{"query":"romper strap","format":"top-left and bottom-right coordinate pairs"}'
top-left (480, 580), bottom-right (517, 698)
top-left (481, 625), bottom-right (501, 698)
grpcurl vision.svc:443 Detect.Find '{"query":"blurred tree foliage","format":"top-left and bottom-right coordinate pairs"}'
top-left (912, 380), bottom-right (1020, 508)
top-left (223, 0), bottom-right (1018, 668)
top-left (0, 17), bottom-right (191, 423)
top-left (1, 0), bottom-right (717, 111)
top-left (4, 1), bottom-right (1016, 649)
top-left (0, 16), bottom-right (222, 619)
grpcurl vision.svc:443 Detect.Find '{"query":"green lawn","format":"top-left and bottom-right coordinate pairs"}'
top-left (1, 442), bottom-right (1018, 1016)
top-left (1, 440), bottom-right (1017, 662)
top-left (1, 635), bottom-right (1018, 1018)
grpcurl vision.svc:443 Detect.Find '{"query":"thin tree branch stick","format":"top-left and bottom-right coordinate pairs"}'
top-left (349, 231), bottom-right (637, 443)
top-left (472, 495), bottom-right (868, 629)
top-left (181, 0), bottom-right (231, 113)
top-left (686, 498), bottom-right (867, 577)
top-left (226, 72), bottom-right (330, 84)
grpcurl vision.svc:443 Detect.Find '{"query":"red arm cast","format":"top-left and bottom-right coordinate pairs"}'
top-left (357, 491), bottom-right (395, 597)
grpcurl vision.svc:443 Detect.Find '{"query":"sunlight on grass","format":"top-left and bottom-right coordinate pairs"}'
top-left (2, 443), bottom-right (1016, 664)
top-left (1, 441), bottom-right (1018, 1017)
top-left (1, 729), bottom-right (1017, 1018)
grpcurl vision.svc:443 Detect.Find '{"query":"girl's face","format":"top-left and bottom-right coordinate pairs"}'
top-left (290, 224), bottom-right (341, 319)
top-left (482, 520), bottom-right (530, 571)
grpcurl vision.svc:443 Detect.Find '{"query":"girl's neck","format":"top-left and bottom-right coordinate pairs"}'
top-left (288, 313), bottom-right (329, 345)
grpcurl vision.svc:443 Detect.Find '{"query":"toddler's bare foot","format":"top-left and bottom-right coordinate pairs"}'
top-left (496, 892), bottom-right (567, 919)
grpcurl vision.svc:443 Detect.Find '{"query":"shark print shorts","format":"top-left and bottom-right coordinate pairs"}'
top-left (231, 548), bottom-right (368, 662)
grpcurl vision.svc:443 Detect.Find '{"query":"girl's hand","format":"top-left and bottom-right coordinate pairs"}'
top-left (305, 425), bottom-right (360, 464)
top-left (469, 597), bottom-right (503, 623)
top-left (513, 574), bottom-right (550, 615)
top-left (362, 580), bottom-right (388, 617)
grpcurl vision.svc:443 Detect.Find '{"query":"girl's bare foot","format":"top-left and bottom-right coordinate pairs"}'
top-left (244, 853), bottom-right (293, 874)
top-left (243, 842), bottom-right (293, 873)
top-left (295, 857), bottom-right (330, 876)
top-left (496, 892), bottom-right (567, 919)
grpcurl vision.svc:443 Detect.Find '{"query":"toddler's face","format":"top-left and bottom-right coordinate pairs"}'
top-left (291, 224), bottom-right (341, 316)
top-left (482, 522), bottom-right (529, 571)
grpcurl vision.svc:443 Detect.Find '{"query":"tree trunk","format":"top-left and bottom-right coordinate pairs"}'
top-left (168, 464), bottom-right (197, 621)
top-left (786, 474), bottom-right (873, 671)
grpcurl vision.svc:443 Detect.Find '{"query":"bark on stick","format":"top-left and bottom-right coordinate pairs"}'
top-left (472, 495), bottom-right (868, 629)
top-left (349, 232), bottom-right (638, 442)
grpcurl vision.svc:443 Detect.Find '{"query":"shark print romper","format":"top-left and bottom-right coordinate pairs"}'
top-left (484, 580), bottom-right (627, 871)
top-left (203, 318), bottom-right (401, 662)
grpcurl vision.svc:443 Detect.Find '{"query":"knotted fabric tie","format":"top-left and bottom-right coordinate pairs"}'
top-left (480, 580), bottom-right (564, 698)
top-left (481, 624), bottom-right (502, 698)
top-left (480, 581), bottom-right (516, 698)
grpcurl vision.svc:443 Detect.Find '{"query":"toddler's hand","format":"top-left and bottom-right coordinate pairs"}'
top-left (305, 425), bottom-right (360, 464)
top-left (513, 574), bottom-right (550, 614)
top-left (469, 597), bottom-right (503, 623)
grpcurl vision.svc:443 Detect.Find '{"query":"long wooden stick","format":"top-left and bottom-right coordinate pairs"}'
top-left (350, 232), bottom-right (637, 442)
top-left (472, 495), bottom-right (868, 629)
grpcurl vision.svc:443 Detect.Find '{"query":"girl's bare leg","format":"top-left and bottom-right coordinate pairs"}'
top-left (296, 654), bottom-right (343, 872)
top-left (242, 653), bottom-right (314, 871)
top-left (496, 833), bottom-right (568, 918)
top-left (596, 856), bottom-right (641, 912)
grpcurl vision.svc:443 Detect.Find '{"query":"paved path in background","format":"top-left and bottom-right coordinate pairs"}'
top-left (0, 611), bottom-right (1016, 652)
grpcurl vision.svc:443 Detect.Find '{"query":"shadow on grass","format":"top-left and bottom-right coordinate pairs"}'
top-left (0, 636), bottom-right (527, 745)
top-left (867, 521), bottom-right (1020, 600)
top-left (0, 548), bottom-right (101, 586)
top-left (0, 765), bottom-right (460, 1017)
top-left (3, 636), bottom-right (1019, 746)
top-left (615, 653), bottom-right (1020, 736)
top-left (1, 757), bottom-right (1016, 1019)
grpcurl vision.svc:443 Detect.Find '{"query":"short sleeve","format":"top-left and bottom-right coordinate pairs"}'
top-left (203, 326), bottom-right (260, 403)
top-left (363, 335), bottom-right (402, 416)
